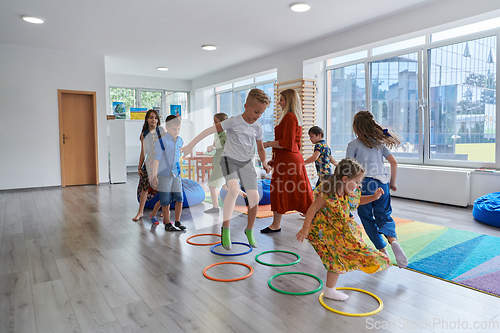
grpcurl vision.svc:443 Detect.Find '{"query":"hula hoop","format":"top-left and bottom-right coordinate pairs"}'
top-left (319, 288), bottom-right (383, 317)
top-left (203, 262), bottom-right (254, 282)
top-left (210, 242), bottom-right (253, 256)
top-left (186, 233), bottom-right (221, 246)
top-left (255, 250), bottom-right (301, 267)
top-left (268, 271), bottom-right (323, 295)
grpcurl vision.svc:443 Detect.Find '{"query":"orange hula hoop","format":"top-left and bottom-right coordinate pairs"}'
top-left (203, 262), bottom-right (254, 282)
top-left (186, 233), bottom-right (221, 246)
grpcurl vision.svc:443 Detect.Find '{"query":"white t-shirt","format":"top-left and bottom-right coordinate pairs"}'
top-left (221, 114), bottom-right (263, 162)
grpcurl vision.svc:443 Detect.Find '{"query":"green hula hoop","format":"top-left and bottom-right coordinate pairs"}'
top-left (255, 250), bottom-right (301, 267)
top-left (268, 271), bottom-right (323, 295)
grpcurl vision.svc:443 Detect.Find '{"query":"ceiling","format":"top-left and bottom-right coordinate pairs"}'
top-left (1, 0), bottom-right (436, 80)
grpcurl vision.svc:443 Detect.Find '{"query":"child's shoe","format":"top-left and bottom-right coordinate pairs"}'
top-left (221, 227), bottom-right (231, 250)
top-left (174, 221), bottom-right (186, 230)
top-left (165, 222), bottom-right (181, 232)
top-left (151, 216), bottom-right (159, 225)
top-left (204, 207), bottom-right (220, 214)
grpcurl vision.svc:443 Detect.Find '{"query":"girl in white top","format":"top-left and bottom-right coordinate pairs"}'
top-left (346, 111), bottom-right (408, 268)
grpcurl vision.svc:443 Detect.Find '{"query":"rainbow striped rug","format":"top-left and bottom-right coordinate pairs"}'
top-left (363, 218), bottom-right (500, 297)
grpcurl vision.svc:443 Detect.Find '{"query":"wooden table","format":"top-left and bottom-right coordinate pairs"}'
top-left (184, 155), bottom-right (213, 181)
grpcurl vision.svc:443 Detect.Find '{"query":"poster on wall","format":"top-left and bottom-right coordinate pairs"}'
top-left (170, 105), bottom-right (181, 117)
top-left (130, 107), bottom-right (148, 120)
top-left (113, 102), bottom-right (126, 119)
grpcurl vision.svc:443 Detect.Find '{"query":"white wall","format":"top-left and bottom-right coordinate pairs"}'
top-left (0, 43), bottom-right (108, 190)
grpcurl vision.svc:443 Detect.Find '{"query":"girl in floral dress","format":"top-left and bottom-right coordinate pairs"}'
top-left (296, 158), bottom-right (392, 301)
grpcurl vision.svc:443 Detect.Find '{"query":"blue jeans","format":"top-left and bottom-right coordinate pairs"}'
top-left (357, 177), bottom-right (397, 250)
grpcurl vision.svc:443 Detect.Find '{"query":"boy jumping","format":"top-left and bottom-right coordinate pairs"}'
top-left (181, 88), bottom-right (271, 249)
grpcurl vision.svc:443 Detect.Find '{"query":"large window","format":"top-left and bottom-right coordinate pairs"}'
top-left (109, 87), bottom-right (189, 121)
top-left (140, 90), bottom-right (161, 113)
top-left (429, 36), bottom-right (496, 162)
top-left (255, 82), bottom-right (275, 143)
top-left (370, 52), bottom-right (420, 160)
top-left (326, 27), bottom-right (497, 167)
top-left (166, 92), bottom-right (189, 120)
top-left (233, 89), bottom-right (250, 117)
top-left (215, 73), bottom-right (277, 143)
top-left (110, 87), bottom-right (136, 119)
top-left (216, 91), bottom-right (232, 116)
top-left (327, 63), bottom-right (366, 159)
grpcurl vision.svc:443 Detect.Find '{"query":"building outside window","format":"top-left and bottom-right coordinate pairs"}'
top-left (429, 36), bottom-right (496, 162)
top-left (326, 27), bottom-right (497, 167)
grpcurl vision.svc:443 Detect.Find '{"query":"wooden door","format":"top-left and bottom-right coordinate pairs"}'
top-left (58, 90), bottom-right (99, 187)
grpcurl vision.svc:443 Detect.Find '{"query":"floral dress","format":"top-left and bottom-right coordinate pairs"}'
top-left (307, 186), bottom-right (391, 274)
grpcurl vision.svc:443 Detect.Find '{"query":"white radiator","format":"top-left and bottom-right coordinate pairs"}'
top-left (390, 165), bottom-right (471, 207)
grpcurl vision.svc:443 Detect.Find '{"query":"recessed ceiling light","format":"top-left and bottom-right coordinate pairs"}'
top-left (290, 3), bottom-right (310, 12)
top-left (22, 16), bottom-right (44, 24)
top-left (157, 67), bottom-right (168, 71)
top-left (202, 45), bottom-right (217, 51)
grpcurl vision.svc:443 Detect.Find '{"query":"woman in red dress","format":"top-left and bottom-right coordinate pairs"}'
top-left (261, 89), bottom-right (313, 233)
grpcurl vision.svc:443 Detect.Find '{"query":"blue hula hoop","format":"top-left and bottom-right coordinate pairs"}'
top-left (210, 242), bottom-right (253, 256)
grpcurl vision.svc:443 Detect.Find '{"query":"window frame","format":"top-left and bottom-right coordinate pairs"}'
top-left (214, 77), bottom-right (277, 118)
top-left (423, 30), bottom-right (499, 168)
top-left (109, 86), bottom-right (190, 121)
top-left (325, 28), bottom-right (499, 169)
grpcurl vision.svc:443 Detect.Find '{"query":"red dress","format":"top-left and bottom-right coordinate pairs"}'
top-left (270, 112), bottom-right (313, 214)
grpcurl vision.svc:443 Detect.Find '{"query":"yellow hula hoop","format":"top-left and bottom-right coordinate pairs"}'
top-left (319, 287), bottom-right (383, 317)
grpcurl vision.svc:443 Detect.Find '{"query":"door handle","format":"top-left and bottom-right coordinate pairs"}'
top-left (63, 134), bottom-right (69, 144)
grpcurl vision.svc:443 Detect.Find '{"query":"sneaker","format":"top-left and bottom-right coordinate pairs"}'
top-left (151, 216), bottom-right (159, 225)
top-left (165, 223), bottom-right (181, 232)
top-left (204, 207), bottom-right (220, 214)
top-left (174, 221), bottom-right (186, 230)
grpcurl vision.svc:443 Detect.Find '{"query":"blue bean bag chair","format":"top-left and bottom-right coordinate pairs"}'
top-left (473, 192), bottom-right (500, 228)
top-left (219, 179), bottom-right (271, 205)
top-left (138, 178), bottom-right (205, 209)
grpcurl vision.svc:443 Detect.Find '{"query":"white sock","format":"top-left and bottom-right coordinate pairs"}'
top-left (379, 248), bottom-right (388, 256)
top-left (391, 241), bottom-right (408, 268)
top-left (323, 287), bottom-right (349, 301)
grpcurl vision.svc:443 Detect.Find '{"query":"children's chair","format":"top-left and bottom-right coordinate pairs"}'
top-left (197, 160), bottom-right (213, 182)
top-left (180, 155), bottom-right (195, 179)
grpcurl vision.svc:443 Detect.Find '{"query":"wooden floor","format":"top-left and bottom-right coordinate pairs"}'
top-left (1, 173), bottom-right (500, 333)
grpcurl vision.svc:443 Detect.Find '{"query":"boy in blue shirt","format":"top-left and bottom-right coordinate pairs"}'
top-left (304, 126), bottom-right (338, 187)
top-left (151, 115), bottom-right (185, 231)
